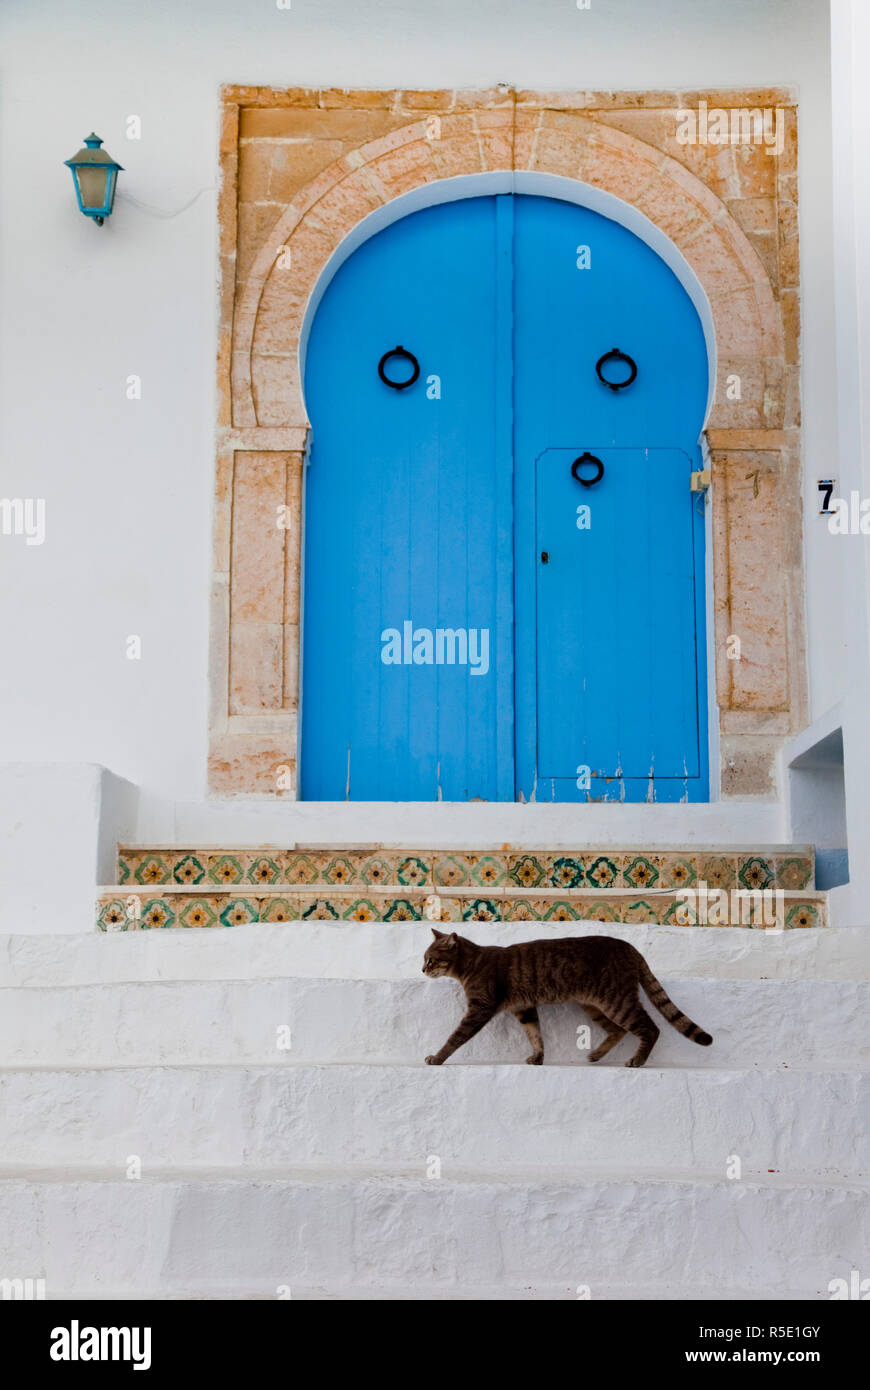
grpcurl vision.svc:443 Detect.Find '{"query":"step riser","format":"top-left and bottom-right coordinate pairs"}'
top-left (117, 846), bottom-right (816, 893)
top-left (1, 1179), bottom-right (862, 1296)
top-left (0, 1068), bottom-right (864, 1176)
top-left (98, 889), bottom-right (827, 930)
top-left (2, 925), bottom-right (865, 988)
top-left (0, 980), bottom-right (864, 1068)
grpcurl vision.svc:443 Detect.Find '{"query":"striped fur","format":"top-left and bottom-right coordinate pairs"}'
top-left (422, 930), bottom-right (713, 1068)
top-left (638, 959), bottom-right (713, 1046)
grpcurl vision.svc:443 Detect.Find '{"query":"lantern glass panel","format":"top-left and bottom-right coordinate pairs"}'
top-left (76, 165), bottom-right (110, 211)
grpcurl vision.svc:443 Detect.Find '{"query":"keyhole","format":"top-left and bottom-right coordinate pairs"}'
top-left (541, 551), bottom-right (549, 564)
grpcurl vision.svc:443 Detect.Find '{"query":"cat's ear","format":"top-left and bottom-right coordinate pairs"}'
top-left (445, 932), bottom-right (458, 948)
top-left (431, 927), bottom-right (447, 939)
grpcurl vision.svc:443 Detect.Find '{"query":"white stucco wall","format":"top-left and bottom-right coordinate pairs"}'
top-left (0, 0), bottom-right (835, 808)
top-left (824, 0), bottom-right (870, 922)
top-left (0, 763), bottom-right (137, 933)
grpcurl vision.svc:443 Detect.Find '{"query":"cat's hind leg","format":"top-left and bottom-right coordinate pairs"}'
top-left (586, 1005), bottom-right (627, 1063)
top-left (608, 998), bottom-right (660, 1067)
top-left (512, 1006), bottom-right (544, 1065)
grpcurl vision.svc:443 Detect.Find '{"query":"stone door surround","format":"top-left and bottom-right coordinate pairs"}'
top-left (211, 85), bottom-right (805, 800)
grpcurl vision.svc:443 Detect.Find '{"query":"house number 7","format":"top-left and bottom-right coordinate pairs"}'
top-left (818, 479), bottom-right (835, 514)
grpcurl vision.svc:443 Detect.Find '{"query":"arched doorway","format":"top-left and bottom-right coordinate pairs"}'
top-left (301, 192), bottom-right (709, 802)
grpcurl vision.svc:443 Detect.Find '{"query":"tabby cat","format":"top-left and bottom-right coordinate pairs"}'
top-left (422, 929), bottom-right (712, 1067)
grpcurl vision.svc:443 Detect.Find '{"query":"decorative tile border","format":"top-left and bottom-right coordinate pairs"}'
top-left (98, 884), bottom-right (827, 931)
top-left (117, 846), bottom-right (816, 892)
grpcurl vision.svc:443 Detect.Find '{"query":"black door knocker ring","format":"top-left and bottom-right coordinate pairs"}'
top-left (595, 347), bottom-right (637, 392)
top-left (378, 345), bottom-right (420, 390)
top-left (571, 452), bottom-right (605, 488)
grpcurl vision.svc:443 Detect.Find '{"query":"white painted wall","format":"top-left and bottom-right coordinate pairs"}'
top-left (824, 0), bottom-right (870, 923)
top-left (0, 1), bottom-right (835, 820)
top-left (0, 763), bottom-right (137, 933)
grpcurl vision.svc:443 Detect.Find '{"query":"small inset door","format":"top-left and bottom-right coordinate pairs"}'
top-left (534, 447), bottom-right (707, 802)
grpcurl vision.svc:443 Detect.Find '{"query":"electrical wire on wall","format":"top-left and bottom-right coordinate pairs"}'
top-left (114, 186), bottom-right (216, 219)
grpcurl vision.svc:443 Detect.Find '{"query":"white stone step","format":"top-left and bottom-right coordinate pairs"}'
top-left (1, 922), bottom-right (867, 987)
top-left (1, 1167), bottom-right (863, 1299)
top-left (0, 1063), bottom-right (864, 1177)
top-left (0, 977), bottom-right (865, 1069)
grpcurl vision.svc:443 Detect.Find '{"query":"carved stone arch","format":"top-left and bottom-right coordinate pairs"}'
top-left (236, 113), bottom-right (781, 429)
top-left (210, 89), bottom-right (803, 797)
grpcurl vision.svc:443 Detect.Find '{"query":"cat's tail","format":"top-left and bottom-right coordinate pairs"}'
top-left (638, 961), bottom-right (713, 1045)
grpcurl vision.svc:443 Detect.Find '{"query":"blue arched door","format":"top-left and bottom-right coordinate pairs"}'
top-left (302, 194), bottom-right (708, 802)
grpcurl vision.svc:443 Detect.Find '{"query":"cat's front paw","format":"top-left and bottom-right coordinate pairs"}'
top-left (425, 1054), bottom-right (444, 1066)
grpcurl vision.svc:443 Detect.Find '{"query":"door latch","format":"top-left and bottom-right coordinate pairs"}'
top-left (690, 469), bottom-right (711, 492)
top-left (541, 551), bottom-right (549, 564)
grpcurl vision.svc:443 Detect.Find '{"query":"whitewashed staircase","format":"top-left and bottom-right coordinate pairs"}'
top-left (1, 890), bottom-right (868, 1300)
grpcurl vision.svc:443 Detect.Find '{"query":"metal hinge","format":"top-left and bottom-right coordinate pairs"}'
top-left (690, 469), bottom-right (711, 492)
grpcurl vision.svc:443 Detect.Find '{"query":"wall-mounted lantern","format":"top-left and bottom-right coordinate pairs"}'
top-left (64, 133), bottom-right (123, 225)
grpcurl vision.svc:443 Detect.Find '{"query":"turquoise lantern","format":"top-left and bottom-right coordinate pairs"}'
top-left (64, 133), bottom-right (123, 225)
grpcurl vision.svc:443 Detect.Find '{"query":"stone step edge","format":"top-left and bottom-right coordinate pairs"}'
top-left (1, 974), bottom-right (849, 991)
top-left (118, 843), bottom-right (815, 854)
top-left (99, 885), bottom-right (828, 899)
top-left (1, 1062), bottom-right (861, 1077)
top-left (1, 1164), bottom-right (864, 1192)
top-left (24, 1285), bottom-right (843, 1302)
